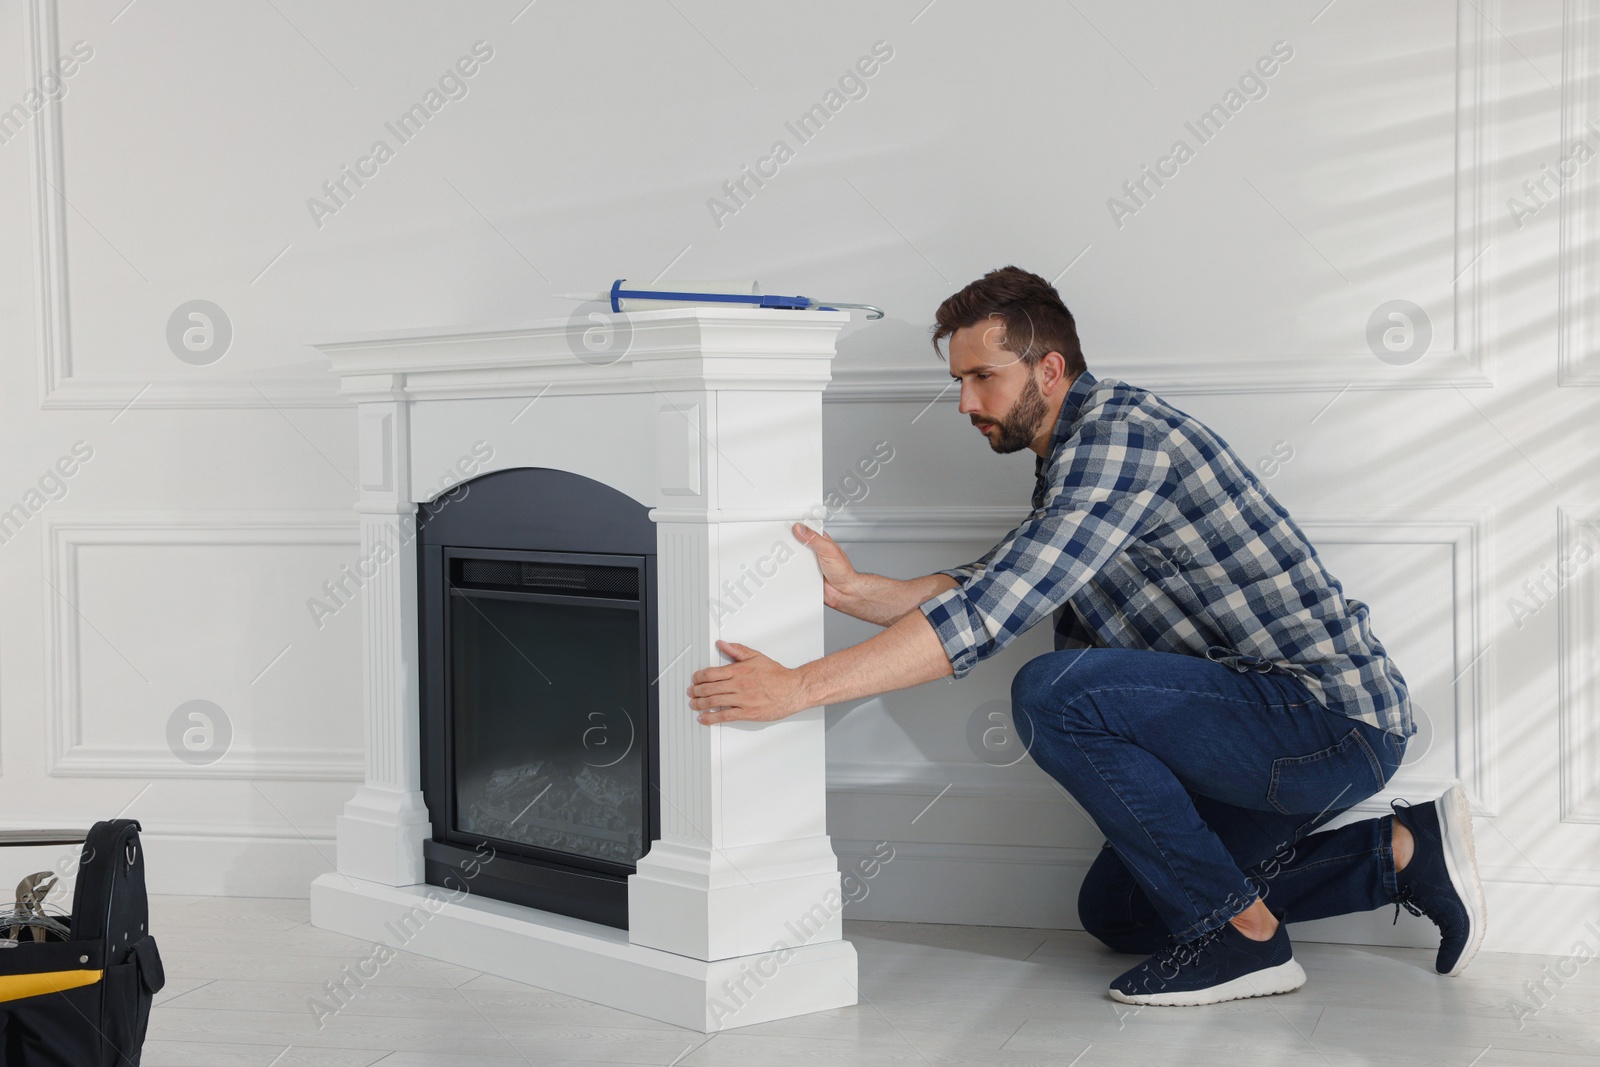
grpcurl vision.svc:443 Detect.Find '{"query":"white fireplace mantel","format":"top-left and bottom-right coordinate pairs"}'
top-left (308, 307), bottom-right (859, 1033)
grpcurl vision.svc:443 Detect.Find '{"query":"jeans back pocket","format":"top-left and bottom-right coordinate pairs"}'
top-left (1267, 726), bottom-right (1386, 820)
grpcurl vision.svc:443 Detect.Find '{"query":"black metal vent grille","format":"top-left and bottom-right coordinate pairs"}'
top-left (453, 558), bottom-right (639, 600)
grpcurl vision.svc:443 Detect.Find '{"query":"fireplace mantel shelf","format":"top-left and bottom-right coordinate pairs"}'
top-left (316, 307), bottom-right (850, 401)
top-left (308, 306), bottom-right (858, 1033)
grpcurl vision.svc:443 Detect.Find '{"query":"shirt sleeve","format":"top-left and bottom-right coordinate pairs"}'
top-left (937, 565), bottom-right (980, 586)
top-left (936, 553), bottom-right (998, 585)
top-left (918, 423), bottom-right (1173, 679)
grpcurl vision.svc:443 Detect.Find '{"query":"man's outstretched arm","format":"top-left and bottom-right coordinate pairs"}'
top-left (688, 608), bottom-right (954, 725)
top-left (826, 570), bottom-right (960, 626)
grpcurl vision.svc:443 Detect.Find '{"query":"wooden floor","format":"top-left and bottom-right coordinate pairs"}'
top-left (137, 894), bottom-right (1597, 1066)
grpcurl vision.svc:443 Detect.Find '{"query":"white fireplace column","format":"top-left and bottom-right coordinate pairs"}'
top-left (309, 308), bottom-right (859, 1033)
top-left (333, 381), bottom-right (434, 887)
top-left (631, 402), bottom-right (845, 963)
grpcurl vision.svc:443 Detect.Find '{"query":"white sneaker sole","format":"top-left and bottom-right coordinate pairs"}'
top-left (1436, 783), bottom-right (1488, 977)
top-left (1109, 957), bottom-right (1307, 1006)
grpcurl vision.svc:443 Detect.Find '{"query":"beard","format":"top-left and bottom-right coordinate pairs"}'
top-left (976, 370), bottom-right (1049, 453)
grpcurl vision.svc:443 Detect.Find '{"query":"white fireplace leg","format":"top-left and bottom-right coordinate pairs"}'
top-left (334, 398), bottom-right (432, 886)
top-left (335, 784), bottom-right (431, 886)
top-left (630, 515), bottom-right (849, 963)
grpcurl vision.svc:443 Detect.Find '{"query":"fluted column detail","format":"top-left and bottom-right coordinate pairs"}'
top-left (334, 390), bottom-right (432, 885)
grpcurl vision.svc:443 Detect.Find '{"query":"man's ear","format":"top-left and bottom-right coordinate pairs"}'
top-left (1042, 350), bottom-right (1069, 394)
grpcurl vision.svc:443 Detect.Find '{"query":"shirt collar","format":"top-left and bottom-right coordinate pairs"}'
top-left (1031, 369), bottom-right (1096, 504)
top-left (1044, 368), bottom-right (1098, 460)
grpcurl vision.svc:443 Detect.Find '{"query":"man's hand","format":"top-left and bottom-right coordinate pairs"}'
top-left (793, 522), bottom-right (863, 613)
top-left (688, 639), bottom-right (810, 725)
top-left (794, 522), bottom-right (960, 626)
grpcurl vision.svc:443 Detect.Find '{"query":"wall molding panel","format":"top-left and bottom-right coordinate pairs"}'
top-left (828, 2), bottom-right (1495, 401)
top-left (832, 2), bottom-right (1495, 400)
top-left (1558, 0), bottom-right (1600, 386)
top-left (43, 512), bottom-right (363, 780)
top-left (24, 0), bottom-right (341, 409)
top-left (27, 0), bottom-right (1492, 408)
top-left (25, 0), bottom-right (70, 409)
top-left (1559, 505), bottom-right (1600, 821)
top-left (825, 506), bottom-right (1496, 816)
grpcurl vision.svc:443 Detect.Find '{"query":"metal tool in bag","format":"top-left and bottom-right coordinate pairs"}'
top-left (4, 873), bottom-right (69, 944)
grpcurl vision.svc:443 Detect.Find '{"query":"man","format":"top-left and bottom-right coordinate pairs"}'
top-left (688, 266), bottom-right (1487, 1006)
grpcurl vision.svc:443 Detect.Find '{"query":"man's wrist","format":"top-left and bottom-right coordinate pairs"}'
top-left (794, 659), bottom-right (827, 711)
top-left (832, 581), bottom-right (871, 621)
top-left (836, 572), bottom-right (893, 625)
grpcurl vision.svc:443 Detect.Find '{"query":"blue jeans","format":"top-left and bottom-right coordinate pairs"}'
top-left (1010, 647), bottom-right (1408, 948)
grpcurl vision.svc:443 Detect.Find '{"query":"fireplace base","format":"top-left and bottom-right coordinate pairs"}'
top-left (309, 873), bottom-right (859, 1033)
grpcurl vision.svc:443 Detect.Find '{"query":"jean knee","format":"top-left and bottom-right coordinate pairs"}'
top-left (1012, 650), bottom-right (1105, 716)
top-left (1010, 654), bottom-right (1053, 715)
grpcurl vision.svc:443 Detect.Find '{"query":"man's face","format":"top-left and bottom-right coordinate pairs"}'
top-left (949, 317), bottom-right (1051, 454)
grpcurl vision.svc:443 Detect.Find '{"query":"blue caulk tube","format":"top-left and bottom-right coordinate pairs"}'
top-left (602, 279), bottom-right (883, 319)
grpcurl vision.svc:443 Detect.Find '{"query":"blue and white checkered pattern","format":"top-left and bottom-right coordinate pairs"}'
top-left (919, 370), bottom-right (1415, 737)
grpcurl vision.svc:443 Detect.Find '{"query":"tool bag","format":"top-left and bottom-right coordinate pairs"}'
top-left (0, 820), bottom-right (165, 1066)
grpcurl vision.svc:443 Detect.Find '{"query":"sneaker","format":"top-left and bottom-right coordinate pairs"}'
top-left (1108, 913), bottom-right (1306, 1006)
top-left (1389, 784), bottom-right (1487, 976)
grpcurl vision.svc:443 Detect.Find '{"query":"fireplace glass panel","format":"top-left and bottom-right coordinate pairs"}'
top-left (449, 588), bottom-right (645, 867)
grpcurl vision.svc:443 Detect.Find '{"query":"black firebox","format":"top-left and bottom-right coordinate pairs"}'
top-left (418, 467), bottom-right (660, 930)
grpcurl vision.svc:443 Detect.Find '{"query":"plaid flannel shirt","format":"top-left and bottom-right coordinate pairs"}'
top-left (918, 370), bottom-right (1415, 737)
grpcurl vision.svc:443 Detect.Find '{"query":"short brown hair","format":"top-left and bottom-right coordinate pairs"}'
top-left (930, 265), bottom-right (1086, 377)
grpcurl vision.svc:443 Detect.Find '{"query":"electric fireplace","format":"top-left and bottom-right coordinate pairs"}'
top-left (310, 306), bottom-right (858, 1032)
top-left (417, 467), bottom-right (660, 929)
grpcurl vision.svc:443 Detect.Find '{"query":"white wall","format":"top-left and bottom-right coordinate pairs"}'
top-left (2, 0), bottom-right (1596, 954)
